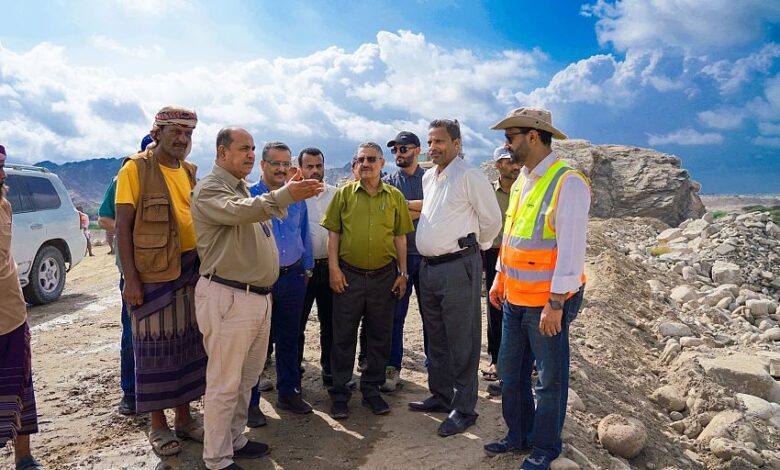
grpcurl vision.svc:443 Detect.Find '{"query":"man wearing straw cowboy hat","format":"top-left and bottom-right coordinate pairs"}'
top-left (484, 107), bottom-right (590, 470)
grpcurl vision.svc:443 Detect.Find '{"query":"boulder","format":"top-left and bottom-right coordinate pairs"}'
top-left (747, 298), bottom-right (775, 317)
top-left (650, 385), bottom-right (686, 412)
top-left (670, 285), bottom-right (698, 303)
top-left (709, 438), bottom-right (763, 466)
top-left (567, 388), bottom-right (586, 412)
top-left (682, 218), bottom-right (709, 239)
top-left (597, 414), bottom-right (647, 459)
top-left (697, 410), bottom-right (742, 444)
top-left (711, 261), bottom-right (741, 285)
top-left (761, 327), bottom-right (780, 342)
top-left (658, 321), bottom-right (692, 337)
top-left (480, 140), bottom-right (705, 226)
top-left (550, 457), bottom-right (580, 470)
top-left (700, 354), bottom-right (776, 399)
top-left (736, 393), bottom-right (777, 421)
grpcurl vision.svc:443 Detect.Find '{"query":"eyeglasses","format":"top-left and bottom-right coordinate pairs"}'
top-left (504, 128), bottom-right (534, 143)
top-left (356, 156), bottom-right (381, 164)
top-left (391, 145), bottom-right (417, 155)
top-left (266, 160), bottom-right (292, 168)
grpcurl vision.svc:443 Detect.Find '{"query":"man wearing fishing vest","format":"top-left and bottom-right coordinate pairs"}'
top-left (484, 107), bottom-right (590, 470)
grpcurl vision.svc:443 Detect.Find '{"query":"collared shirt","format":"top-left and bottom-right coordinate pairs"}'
top-left (416, 157), bottom-right (502, 257)
top-left (0, 198), bottom-right (27, 335)
top-left (383, 165), bottom-right (425, 256)
top-left (491, 180), bottom-right (511, 249)
top-left (249, 180), bottom-right (313, 270)
top-left (512, 151), bottom-right (590, 294)
top-left (321, 180), bottom-right (414, 270)
top-left (305, 184), bottom-right (337, 260)
top-left (191, 165), bottom-right (294, 287)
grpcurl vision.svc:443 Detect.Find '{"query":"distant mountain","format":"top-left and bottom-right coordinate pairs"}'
top-left (35, 157), bottom-right (124, 214)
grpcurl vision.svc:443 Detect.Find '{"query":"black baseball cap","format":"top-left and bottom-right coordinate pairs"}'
top-left (387, 131), bottom-right (420, 148)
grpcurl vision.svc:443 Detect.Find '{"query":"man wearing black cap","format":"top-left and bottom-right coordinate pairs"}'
top-left (380, 131), bottom-right (428, 392)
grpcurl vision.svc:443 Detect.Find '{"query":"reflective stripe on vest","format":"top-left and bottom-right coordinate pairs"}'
top-left (499, 159), bottom-right (588, 306)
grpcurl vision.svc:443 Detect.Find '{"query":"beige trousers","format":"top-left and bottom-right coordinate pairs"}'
top-left (195, 277), bottom-right (271, 470)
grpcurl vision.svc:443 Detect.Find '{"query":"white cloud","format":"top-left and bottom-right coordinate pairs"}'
top-left (90, 36), bottom-right (165, 60)
top-left (647, 128), bottom-right (723, 146)
top-left (758, 121), bottom-right (780, 135)
top-left (111, 0), bottom-right (190, 15)
top-left (582, 0), bottom-right (780, 53)
top-left (698, 108), bottom-right (747, 130)
top-left (0, 31), bottom-right (537, 169)
top-left (700, 43), bottom-right (780, 94)
top-left (753, 136), bottom-right (780, 148)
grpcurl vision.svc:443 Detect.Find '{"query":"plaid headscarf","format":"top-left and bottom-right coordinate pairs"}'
top-left (148, 106), bottom-right (198, 149)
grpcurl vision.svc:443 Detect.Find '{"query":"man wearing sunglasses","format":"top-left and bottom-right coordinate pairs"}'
top-left (321, 142), bottom-right (414, 419)
top-left (247, 142), bottom-right (315, 419)
top-left (485, 107), bottom-right (589, 470)
top-left (380, 131), bottom-right (428, 393)
top-left (412, 119), bottom-right (502, 437)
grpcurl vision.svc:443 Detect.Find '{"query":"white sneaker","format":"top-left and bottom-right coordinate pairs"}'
top-left (380, 366), bottom-right (399, 393)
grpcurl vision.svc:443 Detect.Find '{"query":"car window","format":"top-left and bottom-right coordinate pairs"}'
top-left (26, 176), bottom-right (62, 211)
top-left (4, 175), bottom-right (35, 214)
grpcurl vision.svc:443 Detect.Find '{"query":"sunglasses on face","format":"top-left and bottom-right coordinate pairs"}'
top-left (504, 128), bottom-right (534, 143)
top-left (267, 160), bottom-right (292, 168)
top-left (391, 145), bottom-right (417, 155)
top-left (356, 156), bottom-right (380, 164)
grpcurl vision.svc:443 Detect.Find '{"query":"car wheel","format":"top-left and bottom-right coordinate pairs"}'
top-left (23, 245), bottom-right (67, 305)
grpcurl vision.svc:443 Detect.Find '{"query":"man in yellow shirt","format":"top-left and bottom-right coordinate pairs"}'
top-left (115, 106), bottom-right (206, 458)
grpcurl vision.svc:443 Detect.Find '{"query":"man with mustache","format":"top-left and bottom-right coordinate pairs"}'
top-left (296, 148), bottom-right (339, 387)
top-left (380, 131), bottom-right (428, 392)
top-left (191, 128), bottom-right (323, 470)
top-left (322, 142), bottom-right (414, 419)
top-left (0, 145), bottom-right (45, 470)
top-left (411, 119), bottom-right (502, 436)
top-left (485, 108), bottom-right (589, 470)
top-left (115, 106), bottom-right (207, 457)
top-left (247, 142), bottom-right (315, 419)
top-left (483, 146), bottom-right (521, 396)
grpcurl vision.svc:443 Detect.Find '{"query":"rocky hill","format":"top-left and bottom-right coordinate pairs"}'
top-left (36, 158), bottom-right (124, 211)
top-left (481, 140), bottom-right (705, 227)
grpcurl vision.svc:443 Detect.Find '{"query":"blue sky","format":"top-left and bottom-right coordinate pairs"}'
top-left (1, 0), bottom-right (779, 193)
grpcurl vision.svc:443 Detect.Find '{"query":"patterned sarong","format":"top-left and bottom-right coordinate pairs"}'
top-left (0, 322), bottom-right (38, 447)
top-left (130, 251), bottom-right (207, 412)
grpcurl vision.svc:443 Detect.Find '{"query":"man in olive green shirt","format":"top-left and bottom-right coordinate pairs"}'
top-left (190, 127), bottom-right (322, 470)
top-left (322, 142), bottom-right (414, 419)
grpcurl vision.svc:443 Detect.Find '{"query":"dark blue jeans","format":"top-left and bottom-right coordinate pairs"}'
top-left (250, 264), bottom-right (306, 405)
top-left (388, 254), bottom-right (428, 370)
top-left (498, 288), bottom-right (584, 460)
top-left (119, 275), bottom-right (135, 398)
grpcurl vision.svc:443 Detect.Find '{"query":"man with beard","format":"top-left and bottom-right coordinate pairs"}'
top-left (483, 146), bottom-right (521, 397)
top-left (247, 142), bottom-right (315, 419)
top-left (116, 106), bottom-right (206, 457)
top-left (485, 108), bottom-right (589, 470)
top-left (411, 119), bottom-right (501, 437)
top-left (380, 131), bottom-right (428, 392)
top-left (296, 148), bottom-right (339, 387)
top-left (322, 142), bottom-right (414, 419)
top-left (0, 145), bottom-right (45, 470)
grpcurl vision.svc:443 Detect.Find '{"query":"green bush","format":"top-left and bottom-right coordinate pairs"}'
top-left (711, 210), bottom-right (728, 219)
top-left (742, 205), bottom-right (780, 225)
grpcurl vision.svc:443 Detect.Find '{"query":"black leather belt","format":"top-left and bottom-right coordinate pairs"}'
top-left (205, 274), bottom-right (271, 295)
top-left (339, 260), bottom-right (395, 277)
top-left (315, 258), bottom-right (329, 266)
top-left (424, 244), bottom-right (479, 266)
top-left (279, 259), bottom-right (302, 275)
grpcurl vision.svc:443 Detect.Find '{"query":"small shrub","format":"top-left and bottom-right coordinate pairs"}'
top-left (711, 210), bottom-right (728, 219)
top-left (650, 244), bottom-right (671, 256)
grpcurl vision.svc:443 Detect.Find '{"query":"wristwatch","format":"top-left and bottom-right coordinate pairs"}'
top-left (305, 269), bottom-right (314, 278)
top-left (548, 299), bottom-right (563, 310)
top-left (398, 271), bottom-right (409, 279)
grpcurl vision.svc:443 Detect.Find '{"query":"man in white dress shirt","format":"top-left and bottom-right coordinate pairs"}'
top-left (484, 107), bottom-right (590, 470)
top-left (410, 119), bottom-right (502, 437)
top-left (296, 147), bottom-right (339, 387)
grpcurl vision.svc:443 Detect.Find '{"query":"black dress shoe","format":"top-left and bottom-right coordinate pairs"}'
top-left (234, 440), bottom-right (270, 459)
top-left (486, 381), bottom-right (503, 397)
top-left (247, 405), bottom-right (267, 428)
top-left (330, 400), bottom-right (349, 419)
top-left (276, 394), bottom-right (313, 414)
top-left (408, 396), bottom-right (452, 413)
top-left (362, 395), bottom-right (390, 415)
top-left (483, 438), bottom-right (531, 456)
top-left (437, 410), bottom-right (477, 437)
top-left (117, 394), bottom-right (136, 415)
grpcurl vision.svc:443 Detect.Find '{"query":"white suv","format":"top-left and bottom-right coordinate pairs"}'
top-left (5, 164), bottom-right (86, 304)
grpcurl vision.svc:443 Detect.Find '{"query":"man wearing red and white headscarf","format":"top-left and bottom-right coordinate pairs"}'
top-left (115, 106), bottom-right (208, 458)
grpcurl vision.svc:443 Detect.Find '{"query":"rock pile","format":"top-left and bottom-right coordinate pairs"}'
top-left (593, 210), bottom-right (780, 468)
